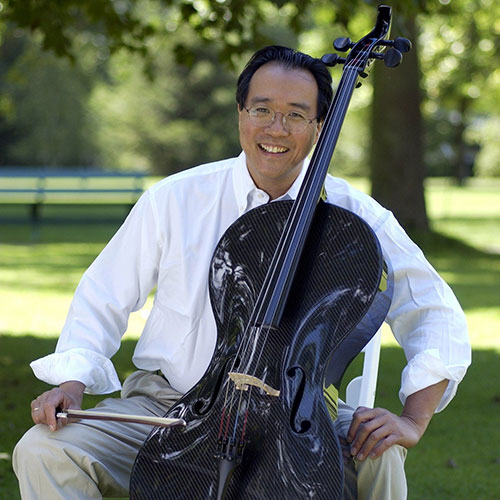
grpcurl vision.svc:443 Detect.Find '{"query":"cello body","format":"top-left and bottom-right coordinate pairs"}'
top-left (130, 199), bottom-right (389, 499)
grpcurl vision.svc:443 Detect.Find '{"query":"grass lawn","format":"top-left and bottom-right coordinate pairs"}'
top-left (1, 178), bottom-right (499, 499)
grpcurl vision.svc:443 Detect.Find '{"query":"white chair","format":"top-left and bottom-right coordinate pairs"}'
top-left (345, 327), bottom-right (382, 409)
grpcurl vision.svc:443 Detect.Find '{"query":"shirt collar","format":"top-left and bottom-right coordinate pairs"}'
top-left (233, 151), bottom-right (310, 216)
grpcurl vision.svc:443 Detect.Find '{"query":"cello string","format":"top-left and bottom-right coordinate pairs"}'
top-left (232, 385), bottom-right (250, 442)
top-left (232, 38), bottom-right (380, 369)
top-left (228, 70), bottom-right (362, 437)
top-left (228, 56), bottom-right (378, 445)
top-left (219, 325), bottom-right (264, 426)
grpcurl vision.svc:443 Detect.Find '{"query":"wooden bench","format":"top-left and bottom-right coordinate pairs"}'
top-left (0, 169), bottom-right (146, 226)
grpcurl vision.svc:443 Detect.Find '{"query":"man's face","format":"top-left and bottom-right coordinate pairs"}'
top-left (238, 62), bottom-right (321, 199)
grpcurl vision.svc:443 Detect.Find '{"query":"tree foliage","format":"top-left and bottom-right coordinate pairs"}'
top-left (420, 0), bottom-right (500, 179)
top-left (0, 0), bottom-right (437, 63)
top-left (0, 27), bottom-right (99, 166)
top-left (90, 29), bottom-right (243, 175)
top-left (1, 0), bottom-right (155, 59)
top-left (0, 0), bottom-right (310, 65)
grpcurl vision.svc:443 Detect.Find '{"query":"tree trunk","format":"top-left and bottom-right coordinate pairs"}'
top-left (369, 16), bottom-right (428, 231)
top-left (452, 97), bottom-right (474, 186)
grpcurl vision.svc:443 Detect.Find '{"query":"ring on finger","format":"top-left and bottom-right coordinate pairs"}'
top-left (32, 407), bottom-right (40, 411)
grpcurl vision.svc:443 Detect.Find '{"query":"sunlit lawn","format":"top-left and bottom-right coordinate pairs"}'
top-left (1, 178), bottom-right (499, 499)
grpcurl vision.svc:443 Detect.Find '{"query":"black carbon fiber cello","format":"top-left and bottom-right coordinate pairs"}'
top-left (130, 5), bottom-right (410, 499)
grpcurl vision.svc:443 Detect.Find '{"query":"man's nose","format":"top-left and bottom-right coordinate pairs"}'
top-left (265, 112), bottom-right (289, 135)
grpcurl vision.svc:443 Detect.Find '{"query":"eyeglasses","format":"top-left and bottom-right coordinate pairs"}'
top-left (243, 105), bottom-right (317, 134)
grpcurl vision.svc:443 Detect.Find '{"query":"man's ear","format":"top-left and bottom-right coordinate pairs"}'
top-left (314, 120), bottom-right (323, 144)
top-left (237, 104), bottom-right (244, 129)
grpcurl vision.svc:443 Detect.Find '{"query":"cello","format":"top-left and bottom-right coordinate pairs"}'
top-left (130, 5), bottom-right (410, 499)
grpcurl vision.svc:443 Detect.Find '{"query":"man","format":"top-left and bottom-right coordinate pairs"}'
top-left (14, 46), bottom-right (470, 499)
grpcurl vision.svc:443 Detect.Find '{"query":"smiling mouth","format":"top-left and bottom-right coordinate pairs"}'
top-left (259, 143), bottom-right (289, 154)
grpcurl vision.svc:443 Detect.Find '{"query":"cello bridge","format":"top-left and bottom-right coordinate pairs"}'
top-left (228, 372), bottom-right (280, 397)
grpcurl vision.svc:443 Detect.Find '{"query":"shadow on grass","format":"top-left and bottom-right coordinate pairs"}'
top-left (1, 335), bottom-right (499, 499)
top-left (0, 221), bottom-right (121, 245)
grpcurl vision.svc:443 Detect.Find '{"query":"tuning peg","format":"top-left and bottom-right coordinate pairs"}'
top-left (384, 48), bottom-right (403, 67)
top-left (321, 53), bottom-right (346, 67)
top-left (393, 37), bottom-right (412, 53)
top-left (379, 37), bottom-right (412, 53)
top-left (333, 37), bottom-right (353, 52)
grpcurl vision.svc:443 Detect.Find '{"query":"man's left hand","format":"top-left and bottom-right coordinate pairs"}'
top-left (346, 407), bottom-right (420, 461)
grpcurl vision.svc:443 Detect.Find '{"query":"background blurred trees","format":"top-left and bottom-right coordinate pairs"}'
top-left (0, 0), bottom-right (498, 230)
top-left (0, 26), bottom-right (99, 166)
top-left (421, 0), bottom-right (500, 180)
top-left (88, 29), bottom-right (242, 174)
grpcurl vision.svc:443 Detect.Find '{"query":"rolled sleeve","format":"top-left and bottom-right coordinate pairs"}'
top-left (400, 348), bottom-right (469, 412)
top-left (30, 348), bottom-right (122, 394)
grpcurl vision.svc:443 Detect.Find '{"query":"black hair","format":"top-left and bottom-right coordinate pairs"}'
top-left (236, 45), bottom-right (333, 122)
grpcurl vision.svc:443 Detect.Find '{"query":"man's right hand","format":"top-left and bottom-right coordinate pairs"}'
top-left (30, 381), bottom-right (85, 431)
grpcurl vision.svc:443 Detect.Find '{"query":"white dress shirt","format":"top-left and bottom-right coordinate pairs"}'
top-left (31, 152), bottom-right (471, 412)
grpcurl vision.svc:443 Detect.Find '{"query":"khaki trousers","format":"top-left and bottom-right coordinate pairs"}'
top-left (14, 371), bottom-right (407, 499)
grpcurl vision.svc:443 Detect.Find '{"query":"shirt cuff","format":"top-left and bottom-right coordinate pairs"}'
top-left (30, 348), bottom-right (122, 395)
top-left (399, 349), bottom-right (468, 412)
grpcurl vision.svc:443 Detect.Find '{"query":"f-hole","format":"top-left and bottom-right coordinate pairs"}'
top-left (287, 366), bottom-right (311, 433)
top-left (193, 356), bottom-right (240, 416)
